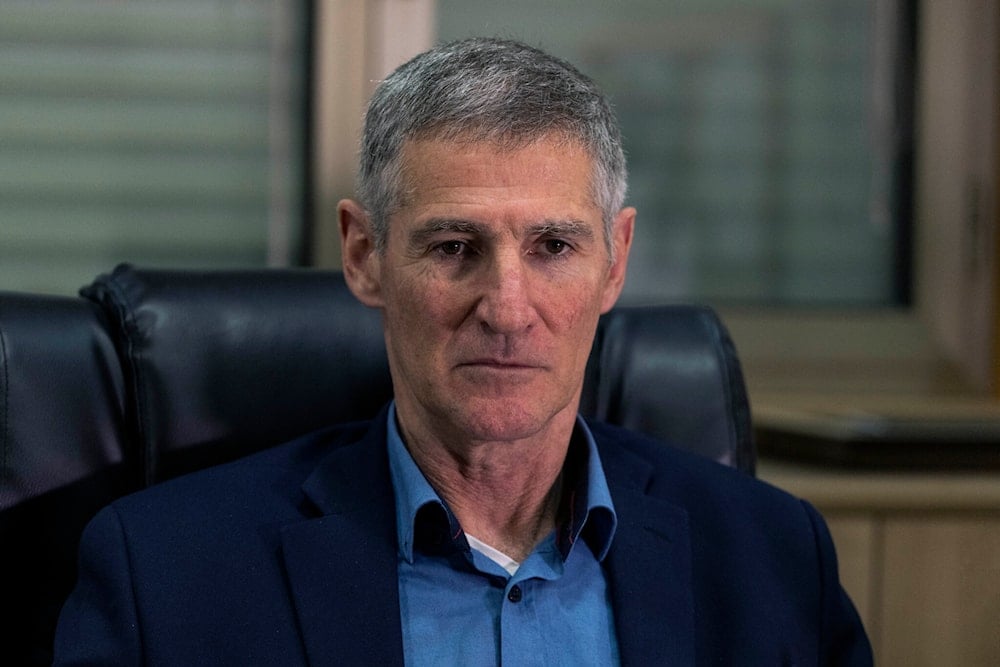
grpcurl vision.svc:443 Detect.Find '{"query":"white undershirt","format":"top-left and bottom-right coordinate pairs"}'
top-left (466, 534), bottom-right (520, 575)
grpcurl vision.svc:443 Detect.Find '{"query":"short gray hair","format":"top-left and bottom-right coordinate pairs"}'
top-left (357, 37), bottom-right (628, 254)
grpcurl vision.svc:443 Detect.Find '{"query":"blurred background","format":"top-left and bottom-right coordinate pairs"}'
top-left (0, 1), bottom-right (308, 290)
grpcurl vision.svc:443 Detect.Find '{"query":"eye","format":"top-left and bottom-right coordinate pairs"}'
top-left (438, 240), bottom-right (466, 255)
top-left (542, 239), bottom-right (571, 255)
top-left (433, 239), bottom-right (477, 259)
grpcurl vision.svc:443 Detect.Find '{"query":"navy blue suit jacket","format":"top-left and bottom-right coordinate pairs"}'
top-left (55, 411), bottom-right (872, 665)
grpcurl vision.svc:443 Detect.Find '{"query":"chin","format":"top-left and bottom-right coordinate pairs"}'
top-left (453, 398), bottom-right (572, 443)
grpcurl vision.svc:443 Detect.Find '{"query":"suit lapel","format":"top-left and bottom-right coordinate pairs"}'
top-left (280, 414), bottom-right (405, 666)
top-left (598, 435), bottom-right (696, 666)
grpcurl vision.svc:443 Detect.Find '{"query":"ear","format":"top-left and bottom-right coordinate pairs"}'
top-left (600, 206), bottom-right (635, 313)
top-left (338, 199), bottom-right (384, 308)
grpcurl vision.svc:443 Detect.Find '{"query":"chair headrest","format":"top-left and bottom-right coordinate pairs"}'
top-left (0, 292), bottom-right (129, 508)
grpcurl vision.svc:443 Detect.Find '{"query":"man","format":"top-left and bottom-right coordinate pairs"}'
top-left (55, 38), bottom-right (872, 664)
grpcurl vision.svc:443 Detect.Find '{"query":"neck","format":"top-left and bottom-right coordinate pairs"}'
top-left (398, 412), bottom-right (576, 562)
top-left (449, 466), bottom-right (564, 562)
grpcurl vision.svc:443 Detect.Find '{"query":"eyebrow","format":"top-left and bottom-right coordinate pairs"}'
top-left (407, 219), bottom-right (489, 249)
top-left (529, 220), bottom-right (595, 239)
top-left (408, 218), bottom-right (595, 248)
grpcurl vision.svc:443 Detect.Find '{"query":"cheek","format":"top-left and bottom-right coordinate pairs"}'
top-left (550, 276), bottom-right (607, 325)
top-left (382, 273), bottom-right (465, 354)
top-left (542, 290), bottom-right (604, 358)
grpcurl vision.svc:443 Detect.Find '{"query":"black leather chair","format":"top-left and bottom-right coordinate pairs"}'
top-left (1, 263), bottom-right (754, 665)
top-left (0, 293), bottom-right (132, 666)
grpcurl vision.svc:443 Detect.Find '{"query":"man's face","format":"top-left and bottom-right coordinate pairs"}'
top-left (346, 136), bottom-right (633, 448)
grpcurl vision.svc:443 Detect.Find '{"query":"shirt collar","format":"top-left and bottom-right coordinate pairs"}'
top-left (386, 402), bottom-right (617, 564)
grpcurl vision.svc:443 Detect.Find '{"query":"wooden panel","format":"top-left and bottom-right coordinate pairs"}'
top-left (825, 514), bottom-right (879, 655)
top-left (878, 516), bottom-right (1000, 667)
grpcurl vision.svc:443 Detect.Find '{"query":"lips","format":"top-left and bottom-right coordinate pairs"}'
top-left (458, 358), bottom-right (541, 370)
top-left (454, 356), bottom-right (549, 379)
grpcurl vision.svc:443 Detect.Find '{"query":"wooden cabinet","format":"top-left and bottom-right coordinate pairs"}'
top-left (760, 461), bottom-right (1000, 666)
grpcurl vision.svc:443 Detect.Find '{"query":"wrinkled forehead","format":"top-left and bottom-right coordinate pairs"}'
top-left (394, 133), bottom-right (600, 210)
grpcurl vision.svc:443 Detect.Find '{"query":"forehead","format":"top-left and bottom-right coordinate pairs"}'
top-left (395, 136), bottom-right (598, 214)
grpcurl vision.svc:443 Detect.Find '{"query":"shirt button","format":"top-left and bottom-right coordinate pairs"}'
top-left (507, 585), bottom-right (523, 603)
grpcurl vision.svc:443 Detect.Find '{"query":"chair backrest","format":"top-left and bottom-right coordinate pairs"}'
top-left (82, 265), bottom-right (393, 485)
top-left (0, 293), bottom-right (132, 666)
top-left (0, 262), bottom-right (754, 664)
top-left (583, 305), bottom-right (755, 473)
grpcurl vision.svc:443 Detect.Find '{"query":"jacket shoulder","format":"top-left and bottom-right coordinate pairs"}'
top-left (111, 419), bottom-right (373, 522)
top-left (589, 419), bottom-right (814, 538)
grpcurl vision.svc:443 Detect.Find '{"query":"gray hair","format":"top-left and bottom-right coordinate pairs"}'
top-left (357, 37), bottom-right (628, 255)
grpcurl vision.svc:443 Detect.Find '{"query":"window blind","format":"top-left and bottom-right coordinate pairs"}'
top-left (437, 0), bottom-right (912, 305)
top-left (0, 0), bottom-right (307, 294)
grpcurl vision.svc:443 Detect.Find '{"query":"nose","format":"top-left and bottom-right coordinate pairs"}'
top-left (474, 250), bottom-right (536, 335)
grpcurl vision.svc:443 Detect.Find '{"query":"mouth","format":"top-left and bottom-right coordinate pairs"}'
top-left (452, 356), bottom-right (549, 391)
top-left (458, 358), bottom-right (541, 370)
top-left (455, 356), bottom-right (549, 377)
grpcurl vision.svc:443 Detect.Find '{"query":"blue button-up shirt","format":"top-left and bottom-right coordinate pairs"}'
top-left (386, 403), bottom-right (621, 666)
